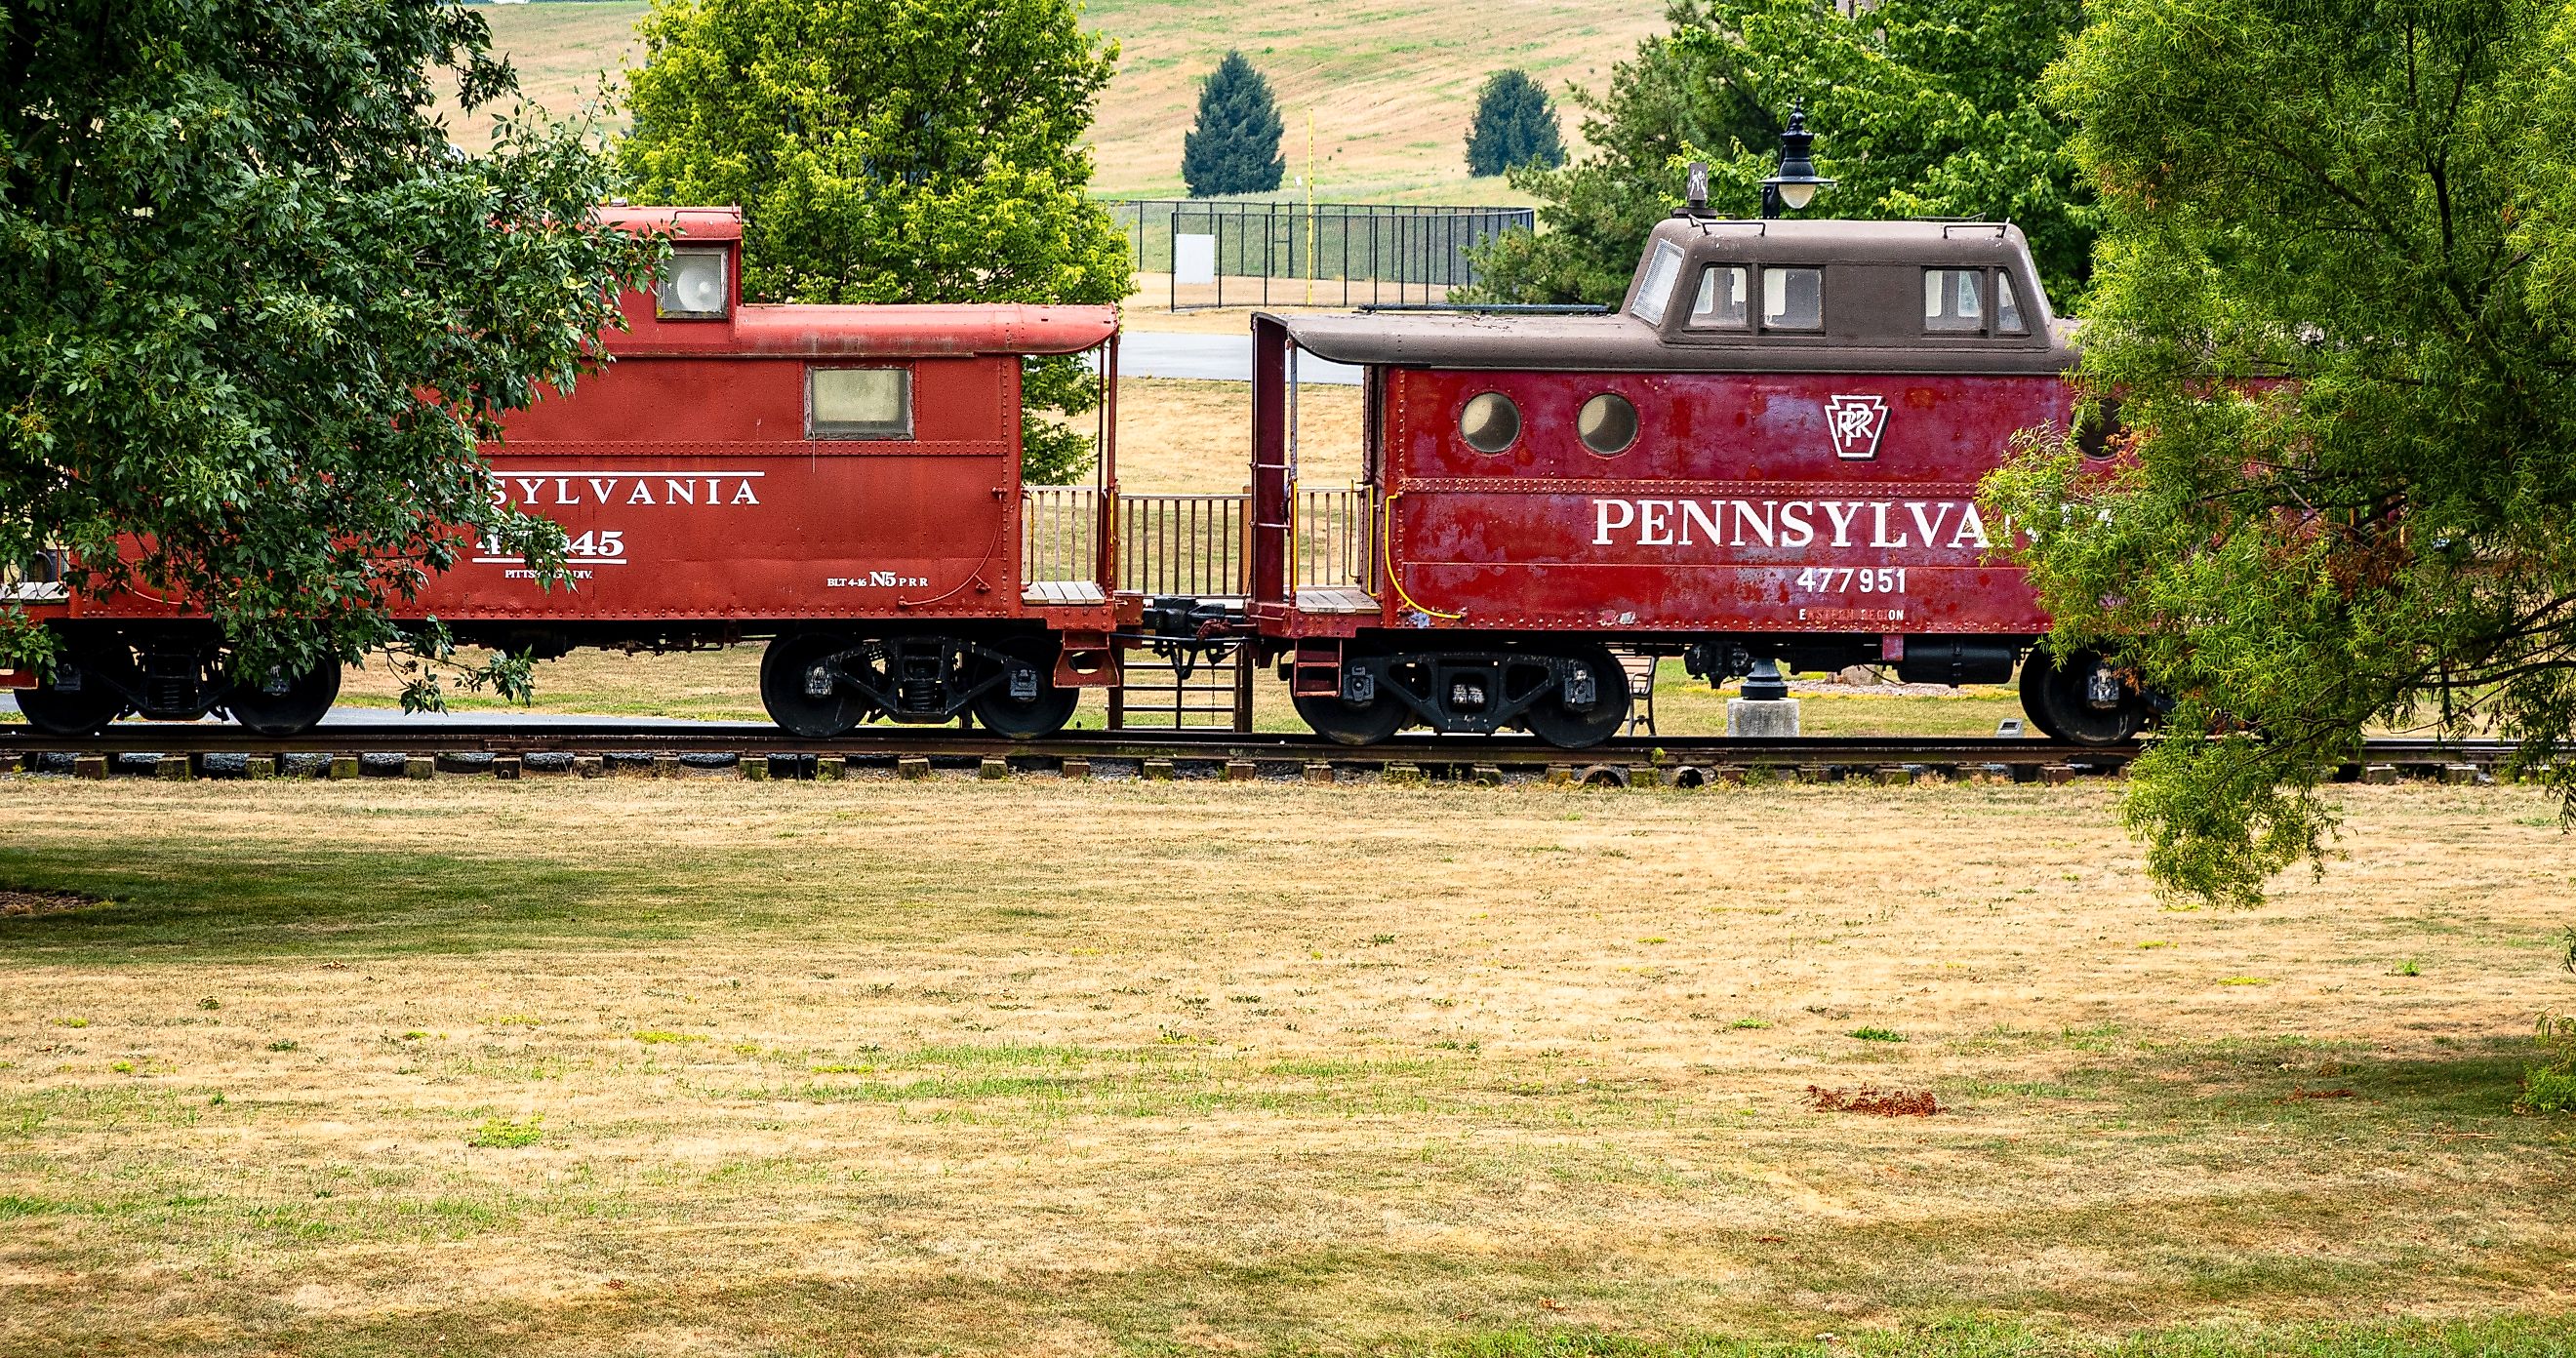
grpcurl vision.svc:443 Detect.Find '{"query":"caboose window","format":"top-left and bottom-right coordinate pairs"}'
top-left (1995, 274), bottom-right (2028, 335)
top-left (1578, 394), bottom-right (1638, 456)
top-left (1761, 267), bottom-right (1823, 331)
top-left (657, 247), bottom-right (730, 319)
top-left (1459, 392), bottom-right (1520, 454)
top-left (1689, 266), bottom-right (1749, 328)
top-left (1630, 242), bottom-right (1684, 325)
top-left (1923, 268), bottom-right (1984, 333)
top-left (807, 367), bottom-right (912, 440)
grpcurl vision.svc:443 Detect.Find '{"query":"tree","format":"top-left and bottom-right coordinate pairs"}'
top-left (620, 0), bottom-right (1131, 484)
top-left (1469, 0), bottom-right (2095, 309)
top-left (0, 0), bottom-right (658, 693)
top-left (1984, 0), bottom-right (2576, 905)
top-left (1181, 52), bottom-right (1285, 198)
top-left (1465, 70), bottom-right (1567, 178)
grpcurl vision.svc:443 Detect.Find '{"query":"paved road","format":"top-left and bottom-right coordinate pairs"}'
top-left (1110, 331), bottom-right (1360, 385)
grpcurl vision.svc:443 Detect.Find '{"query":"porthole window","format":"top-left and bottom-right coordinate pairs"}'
top-left (1577, 393), bottom-right (1638, 456)
top-left (2073, 399), bottom-right (2124, 460)
top-left (1459, 391), bottom-right (1521, 454)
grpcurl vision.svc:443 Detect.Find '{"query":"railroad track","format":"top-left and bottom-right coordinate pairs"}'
top-left (0, 722), bottom-right (2518, 787)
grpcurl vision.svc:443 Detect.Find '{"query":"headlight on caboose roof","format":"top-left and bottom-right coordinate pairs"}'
top-left (657, 247), bottom-right (729, 319)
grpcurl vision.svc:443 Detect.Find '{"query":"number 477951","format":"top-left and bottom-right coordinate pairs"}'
top-left (1795, 567), bottom-right (1906, 593)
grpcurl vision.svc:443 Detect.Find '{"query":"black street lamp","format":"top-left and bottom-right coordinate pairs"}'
top-left (1758, 100), bottom-right (1835, 220)
top-left (1740, 99), bottom-right (1830, 704)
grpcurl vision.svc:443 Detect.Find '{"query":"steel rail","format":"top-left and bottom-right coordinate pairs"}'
top-left (0, 721), bottom-right (2522, 779)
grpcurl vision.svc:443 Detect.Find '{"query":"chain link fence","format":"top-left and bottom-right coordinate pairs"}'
top-left (1105, 200), bottom-right (1534, 310)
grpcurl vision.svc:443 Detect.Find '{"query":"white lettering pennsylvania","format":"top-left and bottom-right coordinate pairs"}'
top-left (1590, 498), bottom-right (1990, 551)
top-left (487, 470), bottom-right (765, 509)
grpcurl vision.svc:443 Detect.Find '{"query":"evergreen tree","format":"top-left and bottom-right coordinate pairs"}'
top-left (1465, 70), bottom-right (1567, 177)
top-left (1181, 52), bottom-right (1286, 198)
top-left (622, 0), bottom-right (1131, 484)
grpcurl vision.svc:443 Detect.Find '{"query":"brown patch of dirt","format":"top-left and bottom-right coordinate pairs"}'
top-left (2276, 1087), bottom-right (2361, 1103)
top-left (1807, 1085), bottom-right (1942, 1117)
top-left (0, 888), bottom-right (99, 918)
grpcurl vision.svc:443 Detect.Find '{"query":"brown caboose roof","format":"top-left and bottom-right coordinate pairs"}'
top-left (1265, 218), bottom-right (2079, 378)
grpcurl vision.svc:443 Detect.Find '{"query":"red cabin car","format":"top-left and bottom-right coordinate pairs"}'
top-left (1248, 216), bottom-right (2150, 746)
top-left (11, 208), bottom-right (1123, 739)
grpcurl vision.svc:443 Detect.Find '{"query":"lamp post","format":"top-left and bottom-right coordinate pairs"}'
top-left (1737, 101), bottom-right (1832, 709)
top-left (1757, 100), bottom-right (1834, 220)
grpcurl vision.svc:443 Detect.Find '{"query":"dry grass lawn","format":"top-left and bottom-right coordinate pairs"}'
top-left (3, 777), bottom-right (2574, 1355)
top-left (1085, 376), bottom-right (1365, 493)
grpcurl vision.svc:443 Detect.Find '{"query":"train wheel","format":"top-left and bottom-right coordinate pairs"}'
top-left (968, 639), bottom-right (1079, 739)
top-left (1522, 645), bottom-right (1630, 749)
top-left (225, 659), bottom-right (342, 737)
top-left (1293, 688), bottom-right (1405, 745)
top-left (2020, 647), bottom-right (2150, 745)
top-left (17, 653), bottom-right (127, 737)
top-left (2015, 655), bottom-right (2072, 740)
top-left (760, 632), bottom-right (876, 739)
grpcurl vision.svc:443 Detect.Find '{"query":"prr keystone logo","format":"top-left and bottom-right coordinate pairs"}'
top-left (1825, 393), bottom-right (1889, 460)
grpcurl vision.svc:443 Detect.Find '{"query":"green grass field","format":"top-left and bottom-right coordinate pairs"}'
top-left (5, 776), bottom-right (2575, 1354)
top-left (438, 0), bottom-right (1659, 204)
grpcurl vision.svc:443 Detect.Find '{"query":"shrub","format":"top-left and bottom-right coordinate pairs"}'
top-left (2518, 1013), bottom-right (2576, 1114)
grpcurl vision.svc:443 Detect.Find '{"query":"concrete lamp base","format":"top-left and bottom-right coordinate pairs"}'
top-left (1726, 698), bottom-right (1802, 738)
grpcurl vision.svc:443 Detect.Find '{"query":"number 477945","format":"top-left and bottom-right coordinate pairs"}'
top-left (1794, 567), bottom-right (1906, 593)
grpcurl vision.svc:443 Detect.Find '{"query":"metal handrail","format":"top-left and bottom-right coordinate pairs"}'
top-left (1024, 485), bottom-right (1372, 598)
top-left (1022, 486), bottom-right (1106, 588)
top-left (1291, 484), bottom-right (1371, 591)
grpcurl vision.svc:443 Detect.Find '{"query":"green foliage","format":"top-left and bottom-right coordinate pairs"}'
top-left (619, 0), bottom-right (1129, 484)
top-left (1985, 0), bottom-right (2576, 907)
top-left (1466, 70), bottom-right (1567, 178)
top-left (0, 0), bottom-right (660, 681)
top-left (1181, 51), bottom-right (1286, 198)
top-left (2518, 1012), bottom-right (2576, 1113)
top-left (1847, 1026), bottom-right (1907, 1043)
top-left (1469, 0), bottom-right (2095, 308)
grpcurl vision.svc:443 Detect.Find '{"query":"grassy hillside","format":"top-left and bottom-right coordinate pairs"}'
top-left (437, 1), bottom-right (649, 143)
top-left (437, 0), bottom-right (1662, 205)
top-left (1078, 0), bottom-right (1658, 203)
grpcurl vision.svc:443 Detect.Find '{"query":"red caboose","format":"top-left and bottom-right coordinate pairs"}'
top-left (12, 207), bottom-right (1122, 739)
top-left (1249, 217), bottom-right (2147, 745)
